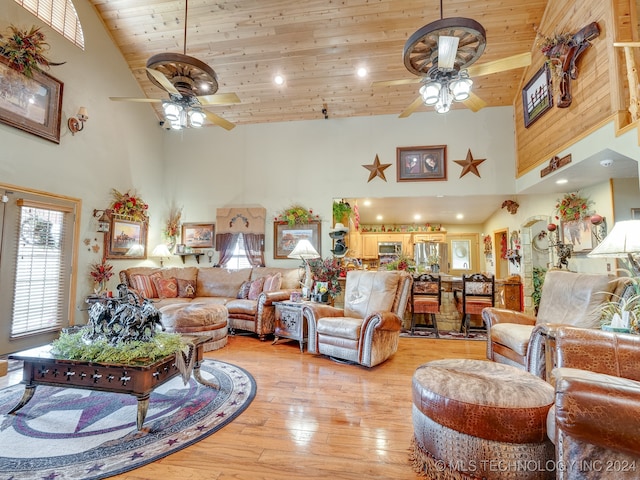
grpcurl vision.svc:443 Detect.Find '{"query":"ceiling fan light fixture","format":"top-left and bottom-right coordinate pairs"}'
top-left (449, 73), bottom-right (473, 101)
top-left (420, 81), bottom-right (441, 105)
top-left (189, 109), bottom-right (206, 127)
top-left (435, 87), bottom-right (451, 114)
top-left (162, 101), bottom-right (183, 122)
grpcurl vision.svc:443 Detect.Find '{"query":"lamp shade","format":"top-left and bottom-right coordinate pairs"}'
top-left (152, 244), bottom-right (172, 258)
top-left (287, 239), bottom-right (320, 260)
top-left (588, 220), bottom-right (640, 258)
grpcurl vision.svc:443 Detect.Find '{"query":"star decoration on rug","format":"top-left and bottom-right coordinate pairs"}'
top-left (454, 149), bottom-right (486, 178)
top-left (362, 154), bottom-right (391, 182)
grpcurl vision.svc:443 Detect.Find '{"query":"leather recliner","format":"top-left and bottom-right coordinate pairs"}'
top-left (303, 270), bottom-right (412, 367)
top-left (549, 327), bottom-right (640, 480)
top-left (482, 270), bottom-right (626, 378)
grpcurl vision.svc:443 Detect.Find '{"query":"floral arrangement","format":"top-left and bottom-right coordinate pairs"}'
top-left (109, 189), bottom-right (149, 221)
top-left (536, 31), bottom-right (573, 57)
top-left (555, 191), bottom-right (594, 223)
top-left (308, 257), bottom-right (342, 298)
top-left (165, 205), bottom-right (182, 239)
top-left (385, 255), bottom-right (415, 271)
top-left (89, 259), bottom-right (114, 284)
top-left (275, 204), bottom-right (320, 226)
top-left (483, 235), bottom-right (492, 255)
top-left (0, 25), bottom-right (61, 77)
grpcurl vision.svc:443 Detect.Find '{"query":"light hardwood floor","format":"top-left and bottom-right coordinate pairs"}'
top-left (1, 334), bottom-right (486, 479)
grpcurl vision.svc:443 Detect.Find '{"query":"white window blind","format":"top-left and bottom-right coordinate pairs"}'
top-left (11, 199), bottom-right (71, 337)
top-left (224, 233), bottom-right (251, 270)
top-left (15, 0), bottom-right (85, 50)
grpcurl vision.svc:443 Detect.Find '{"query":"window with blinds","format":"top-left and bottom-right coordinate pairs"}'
top-left (14, 0), bottom-right (85, 50)
top-left (224, 233), bottom-right (251, 270)
top-left (11, 200), bottom-right (71, 337)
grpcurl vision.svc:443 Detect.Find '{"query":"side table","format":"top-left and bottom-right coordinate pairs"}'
top-left (273, 301), bottom-right (309, 352)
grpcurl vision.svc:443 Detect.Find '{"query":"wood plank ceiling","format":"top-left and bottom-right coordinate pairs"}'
top-left (89, 0), bottom-right (548, 127)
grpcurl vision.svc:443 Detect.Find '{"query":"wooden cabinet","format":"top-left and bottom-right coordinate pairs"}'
top-left (347, 230), bottom-right (362, 258)
top-left (412, 233), bottom-right (446, 243)
top-left (499, 281), bottom-right (522, 312)
top-left (362, 235), bottom-right (378, 259)
top-left (402, 234), bottom-right (413, 258)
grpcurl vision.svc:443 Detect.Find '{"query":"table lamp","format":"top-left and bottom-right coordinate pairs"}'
top-left (151, 244), bottom-right (172, 267)
top-left (288, 239), bottom-right (320, 295)
top-left (587, 219), bottom-right (640, 276)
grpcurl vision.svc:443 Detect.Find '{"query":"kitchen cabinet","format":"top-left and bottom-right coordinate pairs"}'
top-left (412, 233), bottom-right (447, 243)
top-left (347, 230), bottom-right (362, 258)
top-left (362, 235), bottom-right (378, 259)
top-left (402, 234), bottom-right (413, 258)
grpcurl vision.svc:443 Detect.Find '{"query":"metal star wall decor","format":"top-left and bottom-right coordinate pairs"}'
top-left (454, 149), bottom-right (486, 178)
top-left (362, 154), bottom-right (391, 182)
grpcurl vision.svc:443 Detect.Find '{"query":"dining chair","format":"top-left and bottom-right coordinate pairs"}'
top-left (410, 273), bottom-right (441, 337)
top-left (454, 273), bottom-right (495, 337)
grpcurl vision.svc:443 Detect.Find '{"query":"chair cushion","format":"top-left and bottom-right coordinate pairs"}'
top-left (317, 317), bottom-right (363, 340)
top-left (413, 297), bottom-right (439, 314)
top-left (457, 297), bottom-right (492, 315)
top-left (491, 323), bottom-right (534, 356)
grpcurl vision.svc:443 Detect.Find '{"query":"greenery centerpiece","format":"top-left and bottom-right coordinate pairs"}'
top-left (385, 255), bottom-right (416, 272)
top-left (275, 204), bottom-right (320, 226)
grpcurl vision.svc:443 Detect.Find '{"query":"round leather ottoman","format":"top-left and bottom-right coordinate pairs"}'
top-left (411, 359), bottom-right (555, 480)
top-left (160, 303), bottom-right (228, 352)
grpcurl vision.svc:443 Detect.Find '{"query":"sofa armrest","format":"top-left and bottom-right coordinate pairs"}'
top-left (362, 311), bottom-right (403, 332)
top-left (259, 289), bottom-right (299, 306)
top-left (482, 307), bottom-right (536, 327)
top-left (554, 367), bottom-right (640, 457)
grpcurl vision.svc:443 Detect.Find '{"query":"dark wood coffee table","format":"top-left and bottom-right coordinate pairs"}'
top-left (7, 335), bottom-right (217, 430)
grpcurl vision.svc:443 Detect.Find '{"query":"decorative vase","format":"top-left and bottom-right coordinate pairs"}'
top-left (167, 237), bottom-right (176, 254)
top-left (93, 280), bottom-right (106, 296)
top-left (430, 264), bottom-right (440, 273)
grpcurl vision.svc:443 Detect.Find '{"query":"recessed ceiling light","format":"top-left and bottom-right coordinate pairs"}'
top-left (363, 200), bottom-right (371, 206)
top-left (414, 214), bottom-right (421, 221)
top-left (456, 213), bottom-right (464, 220)
top-left (200, 83), bottom-right (210, 92)
top-left (357, 67), bottom-right (368, 78)
top-left (274, 75), bottom-right (285, 85)
top-left (556, 179), bottom-right (568, 184)
top-left (376, 214), bottom-right (383, 221)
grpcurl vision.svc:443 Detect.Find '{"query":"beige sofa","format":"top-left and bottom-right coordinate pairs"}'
top-left (119, 266), bottom-right (301, 340)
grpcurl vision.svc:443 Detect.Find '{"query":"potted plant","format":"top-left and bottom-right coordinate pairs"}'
top-left (599, 278), bottom-right (640, 333)
top-left (332, 200), bottom-right (352, 224)
top-left (308, 257), bottom-right (343, 299)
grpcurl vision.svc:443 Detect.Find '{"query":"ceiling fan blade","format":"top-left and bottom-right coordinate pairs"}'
top-left (204, 110), bottom-right (236, 130)
top-left (462, 91), bottom-right (487, 112)
top-left (146, 67), bottom-right (182, 97)
top-left (197, 92), bottom-right (241, 105)
top-left (399, 96), bottom-right (424, 118)
top-left (438, 36), bottom-right (460, 70)
top-left (109, 97), bottom-right (162, 103)
top-left (466, 52), bottom-right (531, 77)
top-left (372, 78), bottom-right (421, 88)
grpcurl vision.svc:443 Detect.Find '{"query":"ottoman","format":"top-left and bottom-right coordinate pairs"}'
top-left (160, 303), bottom-right (228, 352)
top-left (411, 359), bottom-right (555, 480)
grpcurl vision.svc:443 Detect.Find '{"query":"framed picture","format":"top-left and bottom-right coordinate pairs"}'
top-left (522, 63), bottom-right (553, 128)
top-left (561, 217), bottom-right (603, 253)
top-left (396, 145), bottom-right (447, 182)
top-left (181, 223), bottom-right (215, 248)
top-left (274, 221), bottom-right (321, 259)
top-left (0, 55), bottom-right (63, 143)
top-left (105, 214), bottom-right (148, 259)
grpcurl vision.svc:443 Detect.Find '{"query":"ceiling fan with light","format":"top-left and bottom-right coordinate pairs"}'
top-left (109, 0), bottom-right (239, 130)
top-left (374, 0), bottom-right (531, 116)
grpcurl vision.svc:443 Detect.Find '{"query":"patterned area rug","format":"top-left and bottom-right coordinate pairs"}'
top-left (0, 359), bottom-right (255, 479)
top-left (401, 330), bottom-right (487, 340)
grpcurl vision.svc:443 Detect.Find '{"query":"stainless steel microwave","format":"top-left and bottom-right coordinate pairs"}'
top-left (378, 242), bottom-right (402, 256)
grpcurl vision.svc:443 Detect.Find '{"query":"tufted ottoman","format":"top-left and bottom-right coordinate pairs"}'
top-left (411, 359), bottom-right (555, 480)
top-left (160, 303), bottom-right (228, 352)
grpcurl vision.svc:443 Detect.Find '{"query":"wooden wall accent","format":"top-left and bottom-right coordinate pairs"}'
top-left (515, 0), bottom-right (636, 177)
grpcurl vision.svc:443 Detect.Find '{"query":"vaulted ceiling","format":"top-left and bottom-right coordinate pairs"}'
top-left (90, 0), bottom-right (549, 127)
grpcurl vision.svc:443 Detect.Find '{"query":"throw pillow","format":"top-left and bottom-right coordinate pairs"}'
top-left (130, 272), bottom-right (162, 298)
top-left (248, 277), bottom-right (265, 300)
top-left (154, 277), bottom-right (178, 299)
top-left (263, 272), bottom-right (282, 292)
top-left (237, 281), bottom-right (251, 299)
top-left (177, 278), bottom-right (197, 298)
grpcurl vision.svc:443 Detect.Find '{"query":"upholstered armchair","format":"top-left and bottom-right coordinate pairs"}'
top-left (302, 270), bottom-right (412, 367)
top-left (482, 270), bottom-right (625, 378)
top-left (549, 327), bottom-right (640, 479)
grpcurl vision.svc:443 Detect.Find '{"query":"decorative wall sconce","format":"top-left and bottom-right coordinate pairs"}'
top-left (93, 209), bottom-right (110, 232)
top-left (68, 107), bottom-right (88, 135)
